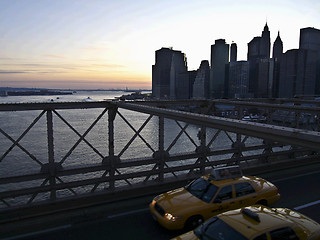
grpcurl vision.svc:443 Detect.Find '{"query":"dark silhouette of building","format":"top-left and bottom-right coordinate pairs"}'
top-left (273, 31), bottom-right (283, 60)
top-left (193, 60), bottom-right (210, 99)
top-left (247, 23), bottom-right (271, 97)
top-left (152, 47), bottom-right (188, 99)
top-left (257, 58), bottom-right (274, 98)
top-left (187, 70), bottom-right (197, 99)
top-left (279, 49), bottom-right (319, 98)
top-left (152, 25), bottom-right (319, 100)
top-left (272, 31), bottom-right (283, 98)
top-left (279, 27), bottom-right (320, 98)
top-left (261, 23), bottom-right (271, 59)
top-left (210, 39), bottom-right (229, 98)
top-left (278, 49), bottom-right (318, 97)
top-left (230, 42), bottom-right (237, 62)
top-left (299, 27), bottom-right (320, 95)
top-left (248, 23), bottom-right (271, 61)
top-left (300, 27), bottom-right (320, 51)
top-left (226, 61), bottom-right (250, 98)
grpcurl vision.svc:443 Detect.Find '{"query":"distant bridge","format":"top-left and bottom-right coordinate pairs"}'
top-left (0, 98), bottom-right (319, 222)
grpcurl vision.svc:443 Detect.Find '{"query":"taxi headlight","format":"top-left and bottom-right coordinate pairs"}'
top-left (164, 213), bottom-right (181, 222)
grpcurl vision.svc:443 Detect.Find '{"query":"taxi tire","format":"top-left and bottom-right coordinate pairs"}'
top-left (185, 215), bottom-right (204, 230)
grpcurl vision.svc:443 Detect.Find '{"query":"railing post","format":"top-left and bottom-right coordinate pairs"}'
top-left (231, 133), bottom-right (245, 165)
top-left (108, 106), bottom-right (117, 158)
top-left (46, 110), bottom-right (56, 200)
top-left (103, 106), bottom-right (119, 190)
top-left (229, 105), bottom-right (244, 165)
top-left (197, 126), bottom-right (207, 175)
top-left (158, 115), bottom-right (165, 182)
top-left (152, 115), bottom-right (169, 182)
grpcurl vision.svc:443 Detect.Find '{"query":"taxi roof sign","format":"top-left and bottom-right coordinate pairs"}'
top-left (210, 165), bottom-right (243, 180)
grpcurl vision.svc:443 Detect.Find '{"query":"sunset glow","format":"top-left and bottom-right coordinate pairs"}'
top-left (0, 0), bottom-right (319, 89)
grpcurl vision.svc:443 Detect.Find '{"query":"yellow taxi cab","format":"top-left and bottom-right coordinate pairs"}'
top-left (171, 205), bottom-right (320, 240)
top-left (149, 166), bottom-right (280, 230)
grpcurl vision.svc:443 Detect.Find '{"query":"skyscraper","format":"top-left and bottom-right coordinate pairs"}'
top-left (193, 60), bottom-right (210, 99)
top-left (299, 27), bottom-right (320, 52)
top-left (247, 23), bottom-right (271, 97)
top-left (152, 47), bottom-right (188, 99)
top-left (260, 23), bottom-right (271, 59)
top-left (210, 39), bottom-right (229, 98)
top-left (300, 27), bottom-right (320, 95)
top-left (279, 49), bottom-right (319, 98)
top-left (230, 42), bottom-right (237, 62)
top-left (272, 31), bottom-right (283, 98)
top-left (272, 31), bottom-right (283, 60)
top-left (226, 61), bottom-right (250, 98)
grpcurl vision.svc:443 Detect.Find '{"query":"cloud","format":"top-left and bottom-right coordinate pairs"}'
top-left (0, 70), bottom-right (28, 74)
top-left (0, 69), bottom-right (67, 74)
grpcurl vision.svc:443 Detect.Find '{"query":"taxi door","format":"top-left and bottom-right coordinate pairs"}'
top-left (233, 182), bottom-right (258, 209)
top-left (209, 185), bottom-right (237, 217)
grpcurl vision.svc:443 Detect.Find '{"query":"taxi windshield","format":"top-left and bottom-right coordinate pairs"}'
top-left (194, 217), bottom-right (248, 240)
top-left (185, 177), bottom-right (219, 203)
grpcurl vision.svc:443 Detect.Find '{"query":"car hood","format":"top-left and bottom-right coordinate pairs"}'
top-left (156, 187), bottom-right (205, 215)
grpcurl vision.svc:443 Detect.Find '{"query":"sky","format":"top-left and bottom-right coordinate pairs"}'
top-left (0, 0), bottom-right (319, 90)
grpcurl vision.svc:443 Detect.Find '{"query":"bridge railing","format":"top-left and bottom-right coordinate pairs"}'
top-left (0, 100), bottom-right (319, 215)
top-left (133, 98), bottom-right (320, 131)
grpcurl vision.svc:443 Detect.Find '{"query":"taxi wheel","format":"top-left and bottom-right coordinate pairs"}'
top-left (185, 215), bottom-right (203, 230)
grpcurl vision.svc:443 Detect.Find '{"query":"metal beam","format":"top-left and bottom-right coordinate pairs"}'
top-left (116, 102), bottom-right (320, 150)
top-left (0, 101), bottom-right (113, 111)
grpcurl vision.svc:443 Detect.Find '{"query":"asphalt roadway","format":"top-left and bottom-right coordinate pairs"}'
top-left (2, 162), bottom-right (320, 240)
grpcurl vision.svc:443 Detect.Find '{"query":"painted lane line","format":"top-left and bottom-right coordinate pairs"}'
top-left (107, 208), bottom-right (148, 219)
top-left (294, 199), bottom-right (320, 211)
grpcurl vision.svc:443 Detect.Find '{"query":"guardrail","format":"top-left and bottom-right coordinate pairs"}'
top-left (0, 100), bottom-right (319, 215)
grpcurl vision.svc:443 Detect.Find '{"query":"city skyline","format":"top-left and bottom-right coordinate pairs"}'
top-left (0, 0), bottom-right (319, 89)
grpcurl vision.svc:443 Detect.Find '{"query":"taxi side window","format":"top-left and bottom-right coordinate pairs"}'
top-left (202, 184), bottom-right (219, 203)
top-left (253, 233), bottom-right (268, 240)
top-left (235, 182), bottom-right (255, 197)
top-left (215, 185), bottom-right (233, 201)
top-left (270, 227), bottom-right (299, 240)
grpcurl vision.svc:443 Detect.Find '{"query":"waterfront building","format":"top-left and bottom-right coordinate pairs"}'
top-left (188, 70), bottom-right (197, 99)
top-left (299, 27), bottom-right (320, 95)
top-left (260, 23), bottom-right (271, 59)
top-left (273, 31), bottom-right (283, 61)
top-left (175, 72), bottom-right (190, 100)
top-left (272, 31), bottom-right (283, 98)
top-left (279, 27), bottom-right (320, 98)
top-left (192, 60), bottom-right (210, 99)
top-left (152, 47), bottom-right (188, 99)
top-left (247, 23), bottom-right (271, 97)
top-left (230, 42), bottom-right (237, 62)
top-left (248, 23), bottom-right (271, 61)
top-left (279, 49), bottom-right (319, 98)
top-left (257, 58), bottom-right (274, 98)
top-left (226, 61), bottom-right (250, 98)
top-left (210, 39), bottom-right (229, 98)
top-left (300, 27), bottom-right (320, 52)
